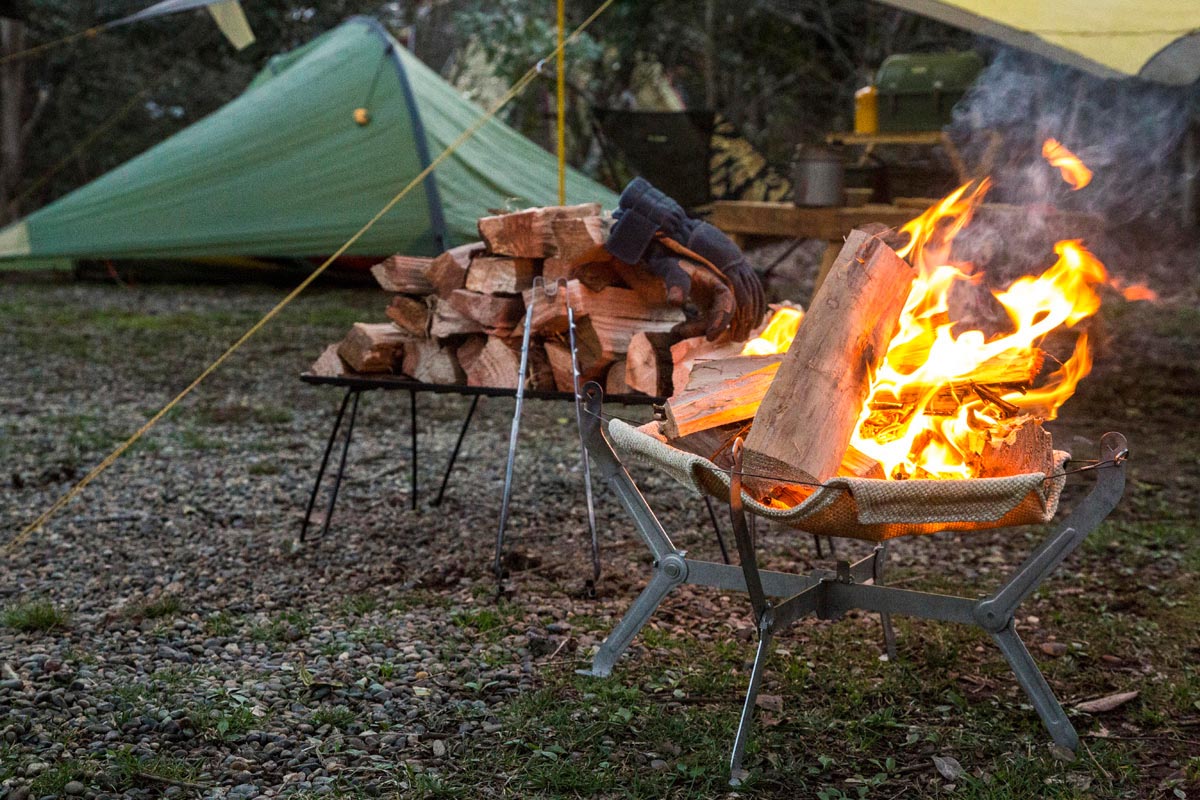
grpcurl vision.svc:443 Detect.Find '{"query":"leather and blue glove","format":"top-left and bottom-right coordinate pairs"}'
top-left (605, 177), bottom-right (765, 341)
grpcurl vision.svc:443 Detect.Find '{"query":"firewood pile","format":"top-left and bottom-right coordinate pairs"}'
top-left (311, 203), bottom-right (769, 397)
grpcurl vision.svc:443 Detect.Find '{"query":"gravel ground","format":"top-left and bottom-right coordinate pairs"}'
top-left (0, 268), bottom-right (1197, 799)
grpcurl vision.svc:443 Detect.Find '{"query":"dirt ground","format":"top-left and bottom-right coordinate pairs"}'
top-left (0, 265), bottom-right (1197, 799)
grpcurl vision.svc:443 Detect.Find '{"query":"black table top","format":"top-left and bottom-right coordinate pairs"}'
top-left (299, 372), bottom-right (665, 406)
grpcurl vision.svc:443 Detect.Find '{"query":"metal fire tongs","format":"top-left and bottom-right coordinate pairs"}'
top-left (493, 277), bottom-right (600, 592)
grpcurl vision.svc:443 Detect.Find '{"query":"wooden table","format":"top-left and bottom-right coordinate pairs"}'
top-left (707, 199), bottom-right (1105, 292)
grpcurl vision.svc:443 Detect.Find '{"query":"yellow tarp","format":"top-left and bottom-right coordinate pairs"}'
top-left (877, 0), bottom-right (1200, 84)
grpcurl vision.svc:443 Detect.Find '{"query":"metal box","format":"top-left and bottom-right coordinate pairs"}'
top-left (875, 51), bottom-right (983, 132)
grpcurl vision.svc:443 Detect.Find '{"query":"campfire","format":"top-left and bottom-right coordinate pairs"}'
top-left (659, 139), bottom-right (1145, 503)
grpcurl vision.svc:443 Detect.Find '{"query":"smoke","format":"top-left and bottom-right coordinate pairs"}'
top-left (944, 46), bottom-right (1196, 284)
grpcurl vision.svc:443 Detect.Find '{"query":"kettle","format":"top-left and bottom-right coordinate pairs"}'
top-left (791, 145), bottom-right (845, 207)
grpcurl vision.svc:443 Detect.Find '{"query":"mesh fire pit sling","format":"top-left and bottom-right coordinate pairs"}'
top-left (576, 384), bottom-right (1128, 785)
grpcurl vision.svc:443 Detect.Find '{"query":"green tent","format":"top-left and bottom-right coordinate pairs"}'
top-left (0, 17), bottom-right (617, 261)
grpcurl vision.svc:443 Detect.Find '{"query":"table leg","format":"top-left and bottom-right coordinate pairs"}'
top-left (300, 388), bottom-right (354, 542)
top-left (409, 390), bottom-right (418, 511)
top-left (432, 395), bottom-right (480, 507)
top-left (319, 389), bottom-right (361, 541)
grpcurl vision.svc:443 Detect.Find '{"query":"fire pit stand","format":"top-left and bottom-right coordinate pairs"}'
top-left (576, 385), bottom-right (1128, 785)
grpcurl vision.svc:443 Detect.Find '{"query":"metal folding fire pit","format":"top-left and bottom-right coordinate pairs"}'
top-left (576, 384), bottom-right (1128, 785)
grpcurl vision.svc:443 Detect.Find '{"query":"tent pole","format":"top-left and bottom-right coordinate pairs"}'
top-left (556, 0), bottom-right (566, 205)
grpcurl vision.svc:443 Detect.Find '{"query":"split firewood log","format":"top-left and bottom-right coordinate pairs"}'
top-left (428, 242), bottom-right (483, 297)
top-left (401, 339), bottom-right (465, 385)
top-left (457, 336), bottom-right (522, 389)
top-left (310, 343), bottom-right (350, 378)
top-left (446, 289), bottom-right (525, 335)
top-left (385, 295), bottom-right (431, 337)
top-left (465, 255), bottom-right (538, 295)
top-left (337, 322), bottom-right (410, 373)
top-left (743, 229), bottom-right (915, 488)
top-left (371, 256), bottom-right (434, 295)
top-left (429, 296), bottom-right (485, 338)
top-left (625, 332), bottom-right (675, 397)
top-left (477, 203), bottom-right (602, 257)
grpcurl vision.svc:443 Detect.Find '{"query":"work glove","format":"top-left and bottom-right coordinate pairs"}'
top-left (680, 220), bottom-right (766, 340)
top-left (606, 177), bottom-right (765, 341)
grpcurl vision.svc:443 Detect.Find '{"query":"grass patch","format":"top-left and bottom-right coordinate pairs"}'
top-left (204, 611), bottom-right (237, 636)
top-left (451, 602), bottom-right (521, 642)
top-left (128, 595), bottom-right (185, 620)
top-left (29, 759), bottom-right (91, 795)
top-left (188, 689), bottom-right (259, 741)
top-left (248, 461), bottom-right (282, 476)
top-left (249, 610), bottom-right (311, 644)
top-left (311, 705), bottom-right (358, 731)
top-left (2, 599), bottom-right (69, 632)
top-left (342, 594), bottom-right (379, 617)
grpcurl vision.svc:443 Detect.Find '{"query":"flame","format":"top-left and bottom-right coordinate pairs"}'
top-left (1042, 138), bottom-right (1093, 190)
top-left (741, 307), bottom-right (804, 356)
top-left (844, 181), bottom-right (1109, 480)
top-left (1107, 276), bottom-right (1159, 302)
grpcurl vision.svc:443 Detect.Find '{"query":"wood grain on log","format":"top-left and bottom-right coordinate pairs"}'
top-left (370, 255), bottom-right (434, 295)
top-left (458, 336), bottom-right (522, 389)
top-left (400, 339), bottom-right (465, 385)
top-left (310, 343), bottom-right (350, 378)
top-left (551, 215), bottom-right (609, 261)
top-left (337, 322), bottom-right (409, 373)
top-left (743, 230), bottom-right (914, 487)
top-left (625, 332), bottom-right (675, 397)
top-left (465, 256), bottom-right (538, 295)
top-left (605, 359), bottom-right (630, 396)
top-left (478, 203), bottom-right (602, 257)
top-left (446, 289), bottom-right (524, 335)
top-left (385, 295), bottom-right (431, 337)
top-left (662, 362), bottom-right (780, 439)
top-left (429, 296), bottom-right (484, 338)
top-left (428, 242), bottom-right (481, 297)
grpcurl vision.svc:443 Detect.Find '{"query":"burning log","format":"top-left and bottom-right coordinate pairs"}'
top-left (478, 203), bottom-right (602, 257)
top-left (681, 354), bottom-right (782, 392)
top-left (968, 416), bottom-right (1055, 479)
top-left (371, 255), bottom-right (434, 295)
top-left (402, 339), bottom-right (465, 385)
top-left (465, 256), bottom-right (537, 295)
top-left (428, 242), bottom-right (481, 297)
top-left (386, 295), bottom-right (431, 337)
top-left (337, 323), bottom-right (410, 373)
top-left (625, 332), bottom-right (675, 397)
top-left (662, 362), bottom-right (779, 439)
top-left (743, 230), bottom-right (914, 488)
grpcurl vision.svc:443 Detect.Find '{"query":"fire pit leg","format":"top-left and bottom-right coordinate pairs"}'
top-left (992, 622), bottom-right (1079, 751)
top-left (729, 626), bottom-right (773, 786)
top-left (873, 543), bottom-right (898, 661)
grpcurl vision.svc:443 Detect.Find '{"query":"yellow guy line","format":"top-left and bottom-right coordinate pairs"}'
top-left (0, 25), bottom-right (104, 66)
top-left (8, 0), bottom-right (615, 553)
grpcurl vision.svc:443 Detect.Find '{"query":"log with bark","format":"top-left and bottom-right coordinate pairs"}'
top-left (742, 229), bottom-right (915, 489)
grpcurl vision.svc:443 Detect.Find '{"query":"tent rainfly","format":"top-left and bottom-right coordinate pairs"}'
top-left (0, 17), bottom-right (617, 261)
top-left (875, 0), bottom-right (1200, 86)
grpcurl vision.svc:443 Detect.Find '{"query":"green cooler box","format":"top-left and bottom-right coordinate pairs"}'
top-left (875, 51), bottom-right (984, 132)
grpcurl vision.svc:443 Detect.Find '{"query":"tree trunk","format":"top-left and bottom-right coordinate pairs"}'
top-left (1, 18), bottom-right (27, 223)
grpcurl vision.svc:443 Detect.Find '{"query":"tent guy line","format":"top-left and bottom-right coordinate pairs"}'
top-left (6, 0), bottom-right (617, 554)
top-left (0, 0), bottom-right (253, 66)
